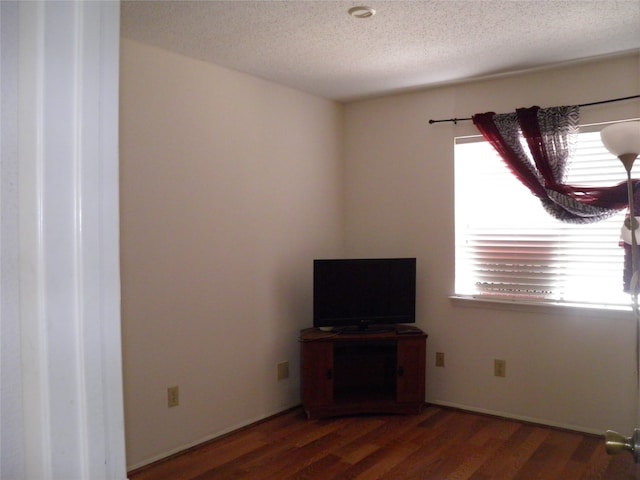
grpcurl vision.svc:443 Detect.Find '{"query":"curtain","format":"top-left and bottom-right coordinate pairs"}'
top-left (472, 105), bottom-right (640, 291)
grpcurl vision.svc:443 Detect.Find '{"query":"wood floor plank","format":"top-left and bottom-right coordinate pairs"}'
top-left (347, 441), bottom-right (423, 480)
top-left (549, 435), bottom-right (601, 480)
top-left (470, 425), bottom-right (550, 479)
top-left (289, 453), bottom-right (349, 480)
top-left (411, 417), bottom-right (493, 478)
top-left (514, 430), bottom-right (584, 479)
top-left (129, 430), bottom-right (267, 480)
top-left (129, 406), bottom-right (639, 480)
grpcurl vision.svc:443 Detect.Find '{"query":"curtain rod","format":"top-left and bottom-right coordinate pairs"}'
top-left (428, 94), bottom-right (640, 125)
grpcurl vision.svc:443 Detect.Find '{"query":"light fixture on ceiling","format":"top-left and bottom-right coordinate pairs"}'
top-left (348, 6), bottom-right (376, 18)
top-left (601, 120), bottom-right (640, 463)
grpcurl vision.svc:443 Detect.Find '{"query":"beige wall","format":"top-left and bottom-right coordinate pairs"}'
top-left (344, 53), bottom-right (640, 433)
top-left (121, 37), bottom-right (640, 469)
top-left (120, 39), bottom-right (344, 468)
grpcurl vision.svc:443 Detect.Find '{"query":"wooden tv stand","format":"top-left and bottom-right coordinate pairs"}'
top-left (299, 326), bottom-right (427, 419)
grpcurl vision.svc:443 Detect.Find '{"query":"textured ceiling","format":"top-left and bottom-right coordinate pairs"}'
top-left (121, 0), bottom-right (640, 102)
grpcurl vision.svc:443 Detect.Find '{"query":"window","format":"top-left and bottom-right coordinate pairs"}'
top-left (455, 127), bottom-right (638, 308)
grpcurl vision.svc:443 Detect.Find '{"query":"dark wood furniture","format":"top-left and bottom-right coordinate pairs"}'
top-left (299, 326), bottom-right (427, 419)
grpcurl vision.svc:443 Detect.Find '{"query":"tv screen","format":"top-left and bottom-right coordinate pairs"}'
top-left (313, 258), bottom-right (416, 331)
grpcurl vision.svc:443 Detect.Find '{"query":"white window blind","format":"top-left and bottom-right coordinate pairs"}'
top-left (455, 127), bottom-right (639, 307)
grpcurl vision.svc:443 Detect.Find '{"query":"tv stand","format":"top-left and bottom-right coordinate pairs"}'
top-left (299, 326), bottom-right (427, 419)
top-left (339, 326), bottom-right (395, 335)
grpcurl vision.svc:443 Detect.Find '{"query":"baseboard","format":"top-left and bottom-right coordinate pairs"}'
top-left (428, 400), bottom-right (604, 436)
top-left (126, 405), bottom-right (302, 474)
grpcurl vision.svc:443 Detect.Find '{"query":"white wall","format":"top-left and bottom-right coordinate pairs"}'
top-left (120, 39), bottom-right (344, 469)
top-left (343, 53), bottom-right (640, 435)
top-left (121, 39), bottom-right (640, 469)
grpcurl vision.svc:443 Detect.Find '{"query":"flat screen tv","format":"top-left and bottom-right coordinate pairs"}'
top-left (313, 258), bottom-right (416, 331)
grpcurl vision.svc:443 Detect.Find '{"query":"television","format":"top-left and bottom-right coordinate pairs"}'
top-left (313, 258), bottom-right (416, 332)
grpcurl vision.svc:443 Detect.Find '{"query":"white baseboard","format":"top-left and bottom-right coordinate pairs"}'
top-left (428, 400), bottom-right (604, 436)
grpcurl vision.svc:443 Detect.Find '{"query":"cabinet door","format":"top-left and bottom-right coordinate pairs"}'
top-left (301, 341), bottom-right (333, 406)
top-left (396, 337), bottom-right (426, 403)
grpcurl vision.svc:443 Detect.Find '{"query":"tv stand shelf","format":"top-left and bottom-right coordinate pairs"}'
top-left (299, 326), bottom-right (427, 419)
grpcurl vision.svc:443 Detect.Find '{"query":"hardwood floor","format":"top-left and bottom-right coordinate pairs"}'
top-left (128, 406), bottom-right (639, 480)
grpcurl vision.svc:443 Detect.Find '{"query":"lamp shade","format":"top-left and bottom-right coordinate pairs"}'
top-left (600, 121), bottom-right (640, 157)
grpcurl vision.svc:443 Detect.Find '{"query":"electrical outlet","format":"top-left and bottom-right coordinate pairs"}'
top-left (435, 352), bottom-right (445, 367)
top-left (277, 361), bottom-right (289, 380)
top-left (494, 359), bottom-right (506, 377)
top-left (167, 386), bottom-right (179, 407)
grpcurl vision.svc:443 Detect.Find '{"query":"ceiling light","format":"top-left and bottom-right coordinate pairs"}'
top-left (348, 6), bottom-right (376, 18)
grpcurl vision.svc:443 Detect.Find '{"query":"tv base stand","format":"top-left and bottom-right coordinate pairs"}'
top-left (299, 326), bottom-right (427, 419)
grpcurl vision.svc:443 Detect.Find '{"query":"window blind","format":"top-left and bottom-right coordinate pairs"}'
top-left (455, 129), bottom-right (638, 307)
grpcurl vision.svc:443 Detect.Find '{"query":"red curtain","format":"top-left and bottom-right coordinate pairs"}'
top-left (472, 105), bottom-right (639, 291)
top-left (473, 106), bottom-right (633, 222)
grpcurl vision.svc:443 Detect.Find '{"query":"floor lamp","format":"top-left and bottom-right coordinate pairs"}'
top-left (600, 121), bottom-right (640, 461)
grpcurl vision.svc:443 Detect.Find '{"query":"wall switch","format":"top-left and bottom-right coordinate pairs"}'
top-left (435, 352), bottom-right (445, 367)
top-left (277, 361), bottom-right (289, 380)
top-left (168, 386), bottom-right (179, 407)
top-left (494, 359), bottom-right (506, 377)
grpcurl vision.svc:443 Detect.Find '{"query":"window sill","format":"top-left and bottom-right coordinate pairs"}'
top-left (449, 294), bottom-right (634, 319)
